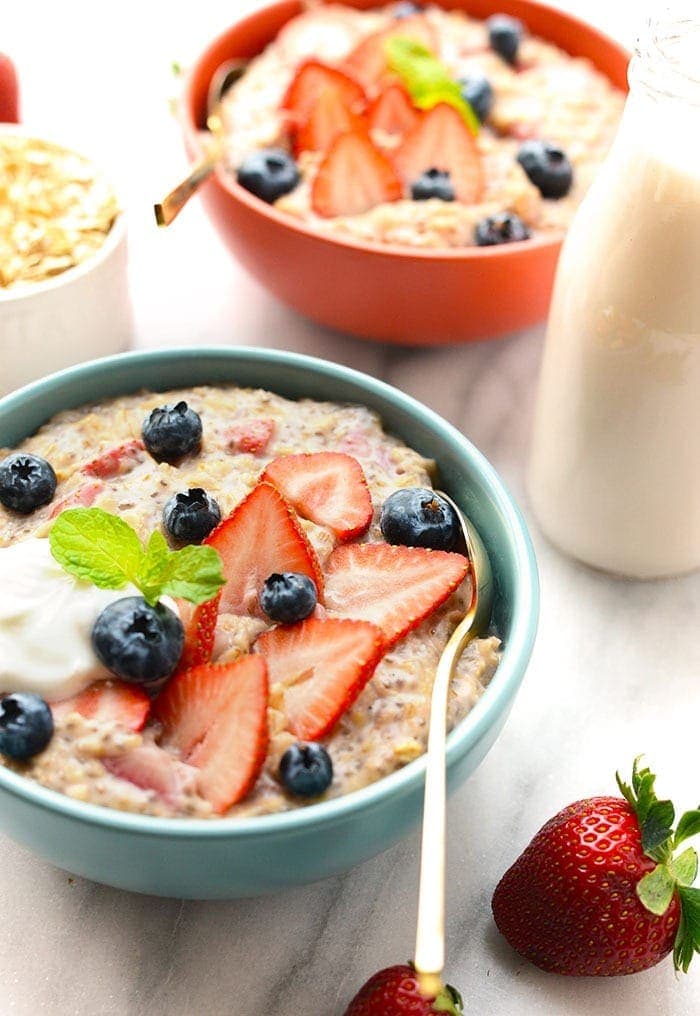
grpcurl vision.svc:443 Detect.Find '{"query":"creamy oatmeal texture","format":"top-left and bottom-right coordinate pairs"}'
top-left (0, 386), bottom-right (499, 818)
top-left (221, 2), bottom-right (625, 247)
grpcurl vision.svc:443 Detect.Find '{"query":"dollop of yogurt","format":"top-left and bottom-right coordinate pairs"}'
top-left (0, 537), bottom-right (141, 700)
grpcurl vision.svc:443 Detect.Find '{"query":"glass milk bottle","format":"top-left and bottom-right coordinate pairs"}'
top-left (528, 8), bottom-right (700, 578)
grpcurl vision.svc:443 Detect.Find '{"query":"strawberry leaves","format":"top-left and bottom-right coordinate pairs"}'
top-left (432, 984), bottom-right (464, 1015)
top-left (617, 757), bottom-right (700, 972)
top-left (616, 756), bottom-right (675, 861)
top-left (675, 809), bottom-right (700, 847)
top-left (637, 865), bottom-right (676, 916)
top-left (675, 886), bottom-right (700, 973)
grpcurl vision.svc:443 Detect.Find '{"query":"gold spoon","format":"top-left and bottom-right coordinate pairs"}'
top-left (414, 490), bottom-right (494, 998)
top-left (154, 58), bottom-right (248, 227)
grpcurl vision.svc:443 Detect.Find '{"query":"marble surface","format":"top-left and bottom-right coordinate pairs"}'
top-left (2, 2), bottom-right (698, 1014)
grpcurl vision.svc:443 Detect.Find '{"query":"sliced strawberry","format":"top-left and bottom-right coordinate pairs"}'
top-left (294, 85), bottom-right (366, 155)
top-left (177, 592), bottom-right (221, 670)
top-left (282, 59), bottom-right (366, 127)
top-left (311, 129), bottom-right (403, 218)
top-left (154, 655), bottom-right (269, 813)
top-left (343, 15), bottom-right (438, 93)
top-left (49, 480), bottom-right (104, 518)
top-left (205, 481), bottom-right (324, 615)
top-left (104, 745), bottom-right (201, 805)
top-left (50, 680), bottom-right (150, 732)
top-left (393, 102), bottom-right (484, 202)
top-left (81, 439), bottom-right (145, 479)
top-left (324, 543), bottom-right (469, 647)
top-left (262, 452), bottom-right (372, 542)
top-left (255, 617), bottom-right (383, 740)
top-left (368, 84), bottom-right (421, 141)
top-left (225, 418), bottom-right (276, 456)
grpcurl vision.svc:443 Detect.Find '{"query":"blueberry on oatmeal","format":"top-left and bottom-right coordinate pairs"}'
top-left (91, 597), bottom-right (185, 687)
top-left (517, 140), bottom-right (573, 199)
top-left (459, 73), bottom-right (494, 123)
top-left (142, 401), bottom-right (202, 462)
top-left (0, 692), bottom-right (53, 760)
top-left (0, 453), bottom-right (56, 514)
top-left (380, 488), bottom-right (460, 551)
top-left (411, 169), bottom-right (456, 202)
top-left (237, 148), bottom-right (301, 204)
top-left (163, 488), bottom-right (221, 544)
top-left (487, 14), bottom-right (524, 64)
top-left (280, 742), bottom-right (333, 797)
top-left (475, 211), bottom-right (531, 246)
top-left (393, 1), bottom-right (424, 17)
top-left (260, 571), bottom-right (318, 624)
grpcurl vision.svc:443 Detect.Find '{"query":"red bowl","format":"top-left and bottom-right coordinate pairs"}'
top-left (180, 0), bottom-right (629, 345)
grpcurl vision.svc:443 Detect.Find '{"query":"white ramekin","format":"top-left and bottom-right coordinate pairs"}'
top-left (0, 126), bottom-right (133, 396)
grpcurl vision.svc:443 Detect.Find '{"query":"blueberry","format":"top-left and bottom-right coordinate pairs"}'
top-left (411, 169), bottom-right (456, 202)
top-left (0, 692), bottom-right (53, 760)
top-left (380, 488), bottom-right (460, 550)
top-left (393, 1), bottom-right (423, 17)
top-left (260, 572), bottom-right (317, 624)
top-left (475, 211), bottom-right (531, 246)
top-left (0, 453), bottom-right (57, 514)
top-left (142, 401), bottom-right (202, 462)
top-left (237, 148), bottom-right (300, 204)
top-left (517, 140), bottom-right (573, 199)
top-left (459, 73), bottom-right (494, 123)
top-left (487, 14), bottom-right (524, 64)
top-left (91, 596), bottom-right (184, 687)
top-left (163, 488), bottom-right (221, 544)
top-left (280, 742), bottom-right (333, 798)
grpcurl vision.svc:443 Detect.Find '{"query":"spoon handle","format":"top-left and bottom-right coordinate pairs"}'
top-left (414, 607), bottom-right (477, 996)
top-left (154, 151), bottom-right (219, 227)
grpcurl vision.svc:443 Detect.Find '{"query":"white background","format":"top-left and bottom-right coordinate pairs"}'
top-left (2, 3), bottom-right (698, 1015)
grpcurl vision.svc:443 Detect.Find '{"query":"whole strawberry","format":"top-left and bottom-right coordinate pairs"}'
top-left (0, 53), bottom-right (19, 123)
top-left (492, 759), bottom-right (700, 975)
top-left (343, 963), bottom-right (463, 1015)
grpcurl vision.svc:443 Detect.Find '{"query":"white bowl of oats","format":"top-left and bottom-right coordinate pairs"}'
top-left (0, 127), bottom-right (132, 396)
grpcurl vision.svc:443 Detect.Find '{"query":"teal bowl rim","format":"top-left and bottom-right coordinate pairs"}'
top-left (0, 346), bottom-right (539, 839)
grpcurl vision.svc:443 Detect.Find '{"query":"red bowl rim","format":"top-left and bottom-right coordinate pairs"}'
top-left (180, 0), bottom-right (629, 262)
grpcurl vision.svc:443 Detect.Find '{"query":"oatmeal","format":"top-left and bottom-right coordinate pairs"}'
top-left (222, 2), bottom-right (625, 248)
top-left (0, 135), bottom-right (119, 288)
top-left (0, 385), bottom-right (499, 818)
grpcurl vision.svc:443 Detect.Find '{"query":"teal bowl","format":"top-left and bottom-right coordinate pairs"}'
top-left (0, 347), bottom-right (538, 898)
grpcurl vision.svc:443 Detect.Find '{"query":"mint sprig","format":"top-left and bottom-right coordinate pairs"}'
top-left (617, 757), bottom-right (700, 972)
top-left (49, 507), bottom-right (225, 607)
top-left (385, 37), bottom-right (480, 134)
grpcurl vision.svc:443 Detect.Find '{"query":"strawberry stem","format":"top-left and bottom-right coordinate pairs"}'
top-left (432, 984), bottom-right (463, 1015)
top-left (617, 757), bottom-right (700, 972)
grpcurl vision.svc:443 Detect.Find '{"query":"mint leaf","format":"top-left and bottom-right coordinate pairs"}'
top-left (138, 530), bottom-right (171, 605)
top-left (669, 848), bottom-right (699, 888)
top-left (675, 809), bottom-right (700, 848)
top-left (158, 544), bottom-right (225, 605)
top-left (50, 506), bottom-right (225, 606)
top-left (50, 508), bottom-right (143, 589)
top-left (637, 864), bottom-right (676, 916)
top-left (674, 886), bottom-right (700, 973)
top-left (386, 37), bottom-right (480, 134)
